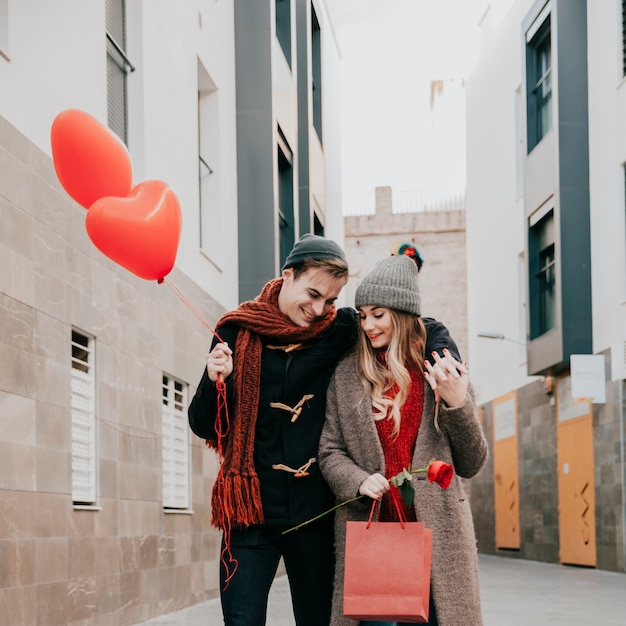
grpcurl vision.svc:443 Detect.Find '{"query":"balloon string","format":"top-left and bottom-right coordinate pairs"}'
top-left (158, 275), bottom-right (228, 393)
top-left (159, 276), bottom-right (235, 585)
top-left (157, 276), bottom-right (229, 433)
top-left (158, 276), bottom-right (224, 344)
top-left (212, 377), bottom-right (234, 587)
top-left (220, 517), bottom-right (239, 589)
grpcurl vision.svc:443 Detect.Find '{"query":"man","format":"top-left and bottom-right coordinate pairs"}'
top-left (188, 235), bottom-right (458, 625)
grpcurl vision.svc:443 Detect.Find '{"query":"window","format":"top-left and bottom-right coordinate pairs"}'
top-left (0, 0), bottom-right (8, 60)
top-left (313, 213), bottom-right (324, 237)
top-left (529, 211), bottom-right (556, 339)
top-left (106, 0), bottom-right (134, 143)
top-left (526, 4), bottom-right (552, 152)
top-left (71, 330), bottom-right (96, 504)
top-left (517, 252), bottom-right (528, 363)
top-left (198, 60), bottom-right (223, 266)
top-left (276, 0), bottom-right (291, 67)
top-left (515, 86), bottom-right (524, 198)
top-left (311, 5), bottom-right (322, 143)
top-left (278, 129), bottom-right (294, 269)
top-left (162, 375), bottom-right (190, 509)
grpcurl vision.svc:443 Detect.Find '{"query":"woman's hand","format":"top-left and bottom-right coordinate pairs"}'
top-left (358, 473), bottom-right (390, 499)
top-left (424, 348), bottom-right (469, 408)
top-left (205, 342), bottom-right (233, 382)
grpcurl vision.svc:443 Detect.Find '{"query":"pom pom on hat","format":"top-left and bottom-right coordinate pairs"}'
top-left (355, 254), bottom-right (421, 316)
top-left (393, 242), bottom-right (424, 272)
top-left (282, 233), bottom-right (346, 270)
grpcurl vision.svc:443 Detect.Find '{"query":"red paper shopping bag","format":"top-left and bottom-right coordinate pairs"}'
top-left (343, 504), bottom-right (432, 623)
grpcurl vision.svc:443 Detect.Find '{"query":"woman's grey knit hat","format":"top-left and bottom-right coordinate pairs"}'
top-left (354, 254), bottom-right (421, 316)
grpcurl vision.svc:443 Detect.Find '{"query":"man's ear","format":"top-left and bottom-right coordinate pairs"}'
top-left (282, 267), bottom-right (294, 281)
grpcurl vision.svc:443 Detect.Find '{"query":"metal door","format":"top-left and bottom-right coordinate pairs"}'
top-left (493, 391), bottom-right (520, 550)
top-left (556, 375), bottom-right (597, 566)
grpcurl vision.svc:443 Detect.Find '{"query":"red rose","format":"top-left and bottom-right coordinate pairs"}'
top-left (427, 460), bottom-right (453, 489)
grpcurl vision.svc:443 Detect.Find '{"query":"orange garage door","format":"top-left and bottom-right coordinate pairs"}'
top-left (493, 391), bottom-right (520, 550)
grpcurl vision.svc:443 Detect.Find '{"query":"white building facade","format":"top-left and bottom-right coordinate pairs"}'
top-left (466, 0), bottom-right (626, 573)
top-left (0, 1), bottom-right (343, 623)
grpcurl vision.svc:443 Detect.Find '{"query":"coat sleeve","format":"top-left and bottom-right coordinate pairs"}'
top-left (437, 383), bottom-right (488, 479)
top-left (423, 317), bottom-right (462, 363)
top-left (187, 326), bottom-right (237, 441)
top-left (318, 372), bottom-right (372, 502)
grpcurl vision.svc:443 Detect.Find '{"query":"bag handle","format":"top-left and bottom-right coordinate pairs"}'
top-left (366, 499), bottom-right (378, 528)
top-left (366, 488), bottom-right (407, 529)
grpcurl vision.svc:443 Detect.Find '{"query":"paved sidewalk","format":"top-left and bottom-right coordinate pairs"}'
top-left (135, 553), bottom-right (626, 625)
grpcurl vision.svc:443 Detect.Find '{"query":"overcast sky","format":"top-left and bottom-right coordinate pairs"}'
top-left (324, 0), bottom-right (490, 211)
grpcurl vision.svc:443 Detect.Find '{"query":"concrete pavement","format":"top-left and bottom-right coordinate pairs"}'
top-left (135, 553), bottom-right (626, 625)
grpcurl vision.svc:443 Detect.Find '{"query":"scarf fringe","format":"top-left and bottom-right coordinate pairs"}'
top-left (211, 472), bottom-right (265, 529)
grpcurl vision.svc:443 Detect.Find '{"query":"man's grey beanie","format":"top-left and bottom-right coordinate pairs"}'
top-left (282, 233), bottom-right (346, 270)
top-left (355, 255), bottom-right (421, 316)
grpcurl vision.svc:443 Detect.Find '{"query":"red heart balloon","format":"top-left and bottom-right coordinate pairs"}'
top-left (86, 180), bottom-right (182, 281)
top-left (51, 109), bottom-right (133, 209)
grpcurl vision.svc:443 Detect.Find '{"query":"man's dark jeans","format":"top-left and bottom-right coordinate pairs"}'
top-left (220, 519), bottom-right (335, 626)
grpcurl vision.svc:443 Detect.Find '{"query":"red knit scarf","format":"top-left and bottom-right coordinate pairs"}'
top-left (209, 277), bottom-right (337, 530)
top-left (376, 363), bottom-right (424, 522)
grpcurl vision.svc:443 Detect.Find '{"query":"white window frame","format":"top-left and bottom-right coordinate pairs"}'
top-left (71, 330), bottom-right (97, 504)
top-left (162, 374), bottom-right (190, 510)
top-left (197, 60), bottom-right (223, 268)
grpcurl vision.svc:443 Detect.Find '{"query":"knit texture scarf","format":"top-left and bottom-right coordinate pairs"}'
top-left (376, 363), bottom-right (424, 522)
top-left (209, 277), bottom-right (337, 530)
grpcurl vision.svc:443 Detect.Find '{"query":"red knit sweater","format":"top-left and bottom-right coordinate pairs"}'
top-left (375, 362), bottom-right (424, 522)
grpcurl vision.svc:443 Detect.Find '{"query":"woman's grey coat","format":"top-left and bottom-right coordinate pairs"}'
top-left (319, 352), bottom-right (488, 626)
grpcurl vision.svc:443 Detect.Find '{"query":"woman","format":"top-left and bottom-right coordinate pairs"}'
top-left (319, 251), bottom-right (488, 626)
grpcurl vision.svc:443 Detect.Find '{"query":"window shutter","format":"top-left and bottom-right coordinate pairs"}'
top-left (107, 53), bottom-right (127, 142)
top-left (162, 376), bottom-right (190, 509)
top-left (106, 0), bottom-right (128, 143)
top-left (71, 332), bottom-right (96, 503)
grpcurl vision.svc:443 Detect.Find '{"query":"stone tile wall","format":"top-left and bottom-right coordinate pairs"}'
top-left (594, 376), bottom-right (625, 572)
top-left (516, 382), bottom-right (560, 563)
top-left (469, 403), bottom-right (496, 555)
top-left (0, 116), bottom-right (224, 624)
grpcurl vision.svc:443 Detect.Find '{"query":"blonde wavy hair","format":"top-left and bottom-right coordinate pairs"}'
top-left (357, 309), bottom-right (427, 437)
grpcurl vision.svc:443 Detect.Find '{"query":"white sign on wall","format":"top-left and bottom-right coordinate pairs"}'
top-left (494, 397), bottom-right (516, 441)
top-left (570, 354), bottom-right (606, 404)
